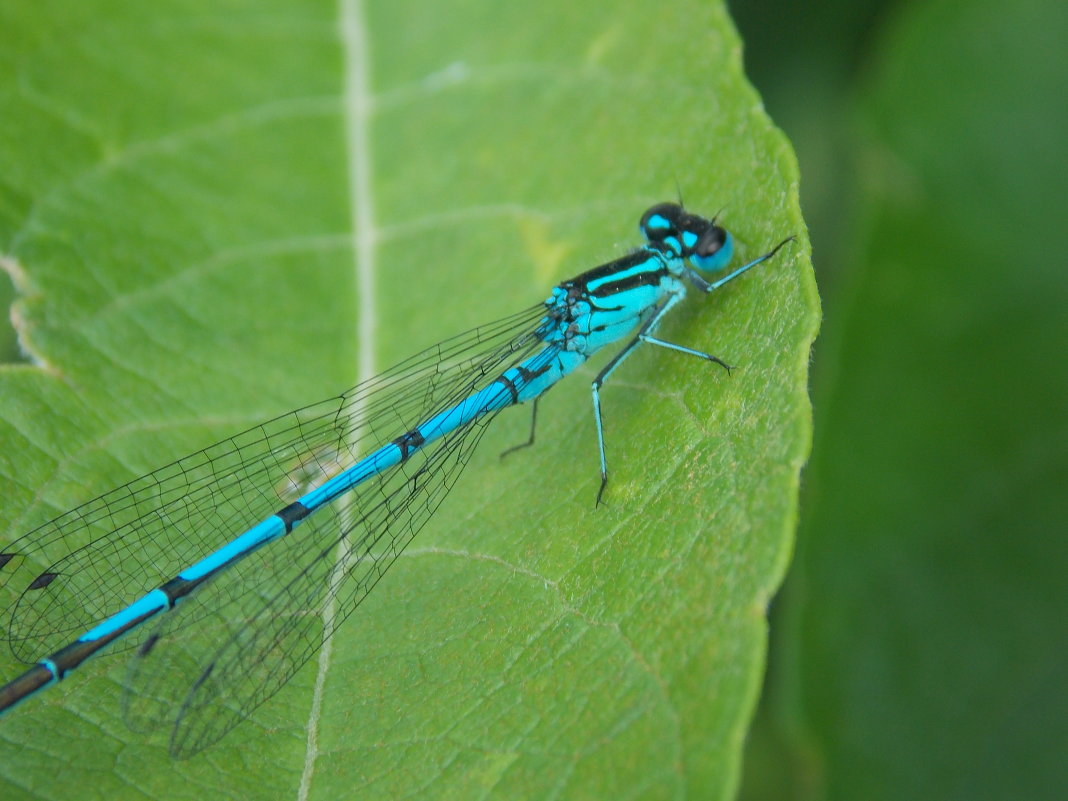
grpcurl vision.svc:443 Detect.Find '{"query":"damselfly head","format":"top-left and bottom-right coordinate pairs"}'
top-left (639, 203), bottom-right (734, 273)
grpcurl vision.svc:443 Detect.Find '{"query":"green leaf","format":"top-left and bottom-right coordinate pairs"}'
top-left (747, 0), bottom-right (1068, 798)
top-left (0, 1), bottom-right (815, 798)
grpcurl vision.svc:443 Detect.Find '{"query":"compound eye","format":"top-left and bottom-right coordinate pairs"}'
top-left (639, 203), bottom-right (684, 241)
top-left (691, 225), bottom-right (734, 272)
top-left (697, 226), bottom-right (726, 256)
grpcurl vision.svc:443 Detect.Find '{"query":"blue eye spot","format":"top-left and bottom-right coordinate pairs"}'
top-left (639, 203), bottom-right (685, 241)
top-left (641, 214), bottom-right (672, 239)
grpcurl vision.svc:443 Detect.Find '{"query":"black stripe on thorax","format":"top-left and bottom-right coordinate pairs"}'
top-left (588, 265), bottom-right (669, 299)
top-left (568, 248), bottom-right (653, 286)
top-left (564, 248), bottom-right (670, 300)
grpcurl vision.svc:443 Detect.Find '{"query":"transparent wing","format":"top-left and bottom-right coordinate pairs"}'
top-left (0, 304), bottom-right (546, 665)
top-left (122, 326), bottom-right (561, 756)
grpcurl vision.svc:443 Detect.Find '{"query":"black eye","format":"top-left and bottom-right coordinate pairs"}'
top-left (639, 203), bottom-right (684, 241)
top-left (696, 226), bottom-right (727, 258)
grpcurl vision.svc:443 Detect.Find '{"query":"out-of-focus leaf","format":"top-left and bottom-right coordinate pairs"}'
top-left (748, 0), bottom-right (1068, 798)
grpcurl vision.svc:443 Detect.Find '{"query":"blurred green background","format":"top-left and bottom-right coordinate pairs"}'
top-left (1, 0), bottom-right (1064, 797)
top-left (731, 0), bottom-right (1068, 798)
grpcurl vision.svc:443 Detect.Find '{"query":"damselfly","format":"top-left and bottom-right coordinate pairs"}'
top-left (0, 203), bottom-right (792, 756)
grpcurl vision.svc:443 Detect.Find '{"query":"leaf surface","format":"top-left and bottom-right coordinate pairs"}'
top-left (0, 1), bottom-right (814, 798)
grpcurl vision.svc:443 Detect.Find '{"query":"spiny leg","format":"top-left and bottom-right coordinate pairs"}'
top-left (500, 396), bottom-right (540, 459)
top-left (638, 335), bottom-right (733, 373)
top-left (590, 293), bottom-right (733, 505)
top-left (685, 235), bottom-right (796, 293)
